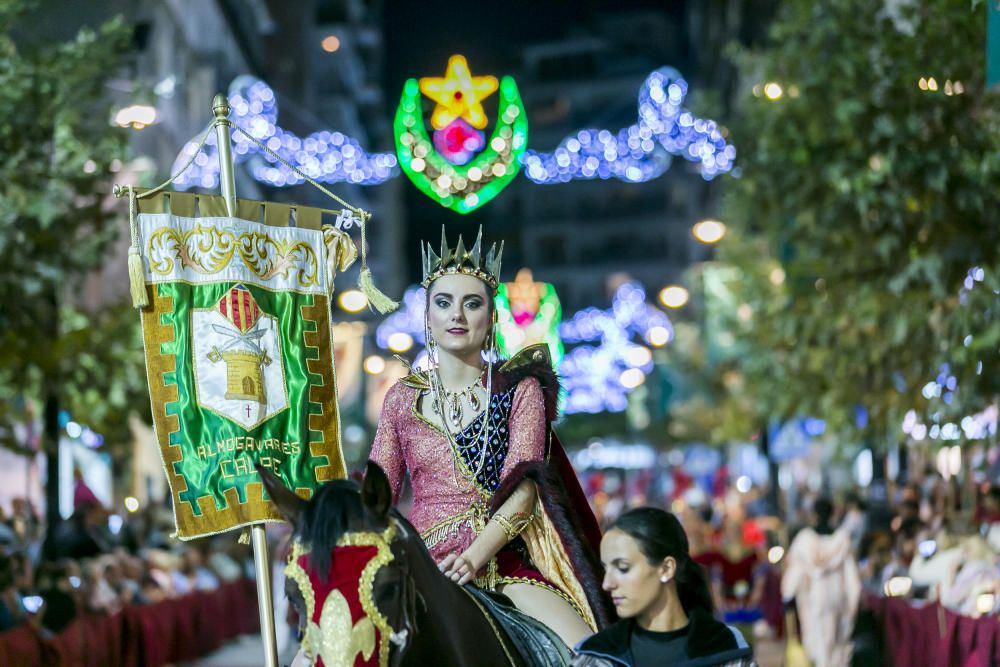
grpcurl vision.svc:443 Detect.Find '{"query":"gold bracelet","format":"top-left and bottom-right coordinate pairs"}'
top-left (493, 510), bottom-right (535, 541)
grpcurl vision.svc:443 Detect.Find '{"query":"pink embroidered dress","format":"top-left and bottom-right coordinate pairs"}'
top-left (368, 345), bottom-right (614, 631)
top-left (370, 374), bottom-right (547, 579)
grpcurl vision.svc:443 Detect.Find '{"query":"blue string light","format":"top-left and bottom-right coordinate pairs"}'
top-left (374, 281), bottom-right (673, 415)
top-left (172, 68), bottom-right (733, 191)
top-left (522, 67), bottom-right (735, 184)
top-left (560, 282), bottom-right (673, 414)
top-left (172, 76), bottom-right (398, 190)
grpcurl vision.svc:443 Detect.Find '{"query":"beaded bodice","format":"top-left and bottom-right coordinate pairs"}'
top-left (369, 376), bottom-right (546, 561)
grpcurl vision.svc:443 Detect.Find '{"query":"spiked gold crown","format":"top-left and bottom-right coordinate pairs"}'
top-left (421, 227), bottom-right (503, 289)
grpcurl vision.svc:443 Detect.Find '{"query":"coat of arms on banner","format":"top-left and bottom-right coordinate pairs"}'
top-left (193, 285), bottom-right (288, 430)
top-left (137, 212), bottom-right (348, 539)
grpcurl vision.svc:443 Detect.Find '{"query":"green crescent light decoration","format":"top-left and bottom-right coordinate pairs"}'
top-left (394, 60), bottom-right (528, 214)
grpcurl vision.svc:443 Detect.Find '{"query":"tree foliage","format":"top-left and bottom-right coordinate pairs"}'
top-left (715, 0), bottom-right (1000, 444)
top-left (0, 0), bottom-right (146, 455)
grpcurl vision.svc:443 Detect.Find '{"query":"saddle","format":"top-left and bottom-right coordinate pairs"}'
top-left (464, 586), bottom-right (573, 667)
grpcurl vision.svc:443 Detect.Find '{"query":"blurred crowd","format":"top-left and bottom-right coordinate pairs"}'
top-left (583, 462), bottom-right (1000, 665)
top-left (0, 475), bottom-right (253, 638)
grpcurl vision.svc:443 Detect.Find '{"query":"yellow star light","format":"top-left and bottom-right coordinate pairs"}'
top-left (419, 55), bottom-right (499, 130)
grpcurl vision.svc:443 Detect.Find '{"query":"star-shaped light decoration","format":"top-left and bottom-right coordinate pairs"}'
top-left (419, 55), bottom-right (498, 130)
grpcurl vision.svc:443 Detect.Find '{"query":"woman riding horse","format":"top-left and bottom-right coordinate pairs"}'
top-left (369, 228), bottom-right (611, 647)
top-left (262, 461), bottom-right (577, 666)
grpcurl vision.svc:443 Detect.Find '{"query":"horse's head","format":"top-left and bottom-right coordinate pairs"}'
top-left (259, 462), bottom-right (422, 667)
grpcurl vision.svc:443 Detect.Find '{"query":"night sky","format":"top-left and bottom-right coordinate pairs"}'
top-left (382, 0), bottom-right (686, 94)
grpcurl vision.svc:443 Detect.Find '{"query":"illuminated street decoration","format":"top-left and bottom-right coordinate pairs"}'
top-left (171, 76), bottom-right (398, 190)
top-left (495, 269), bottom-right (564, 366)
top-left (375, 280), bottom-right (672, 415)
top-left (172, 66), bottom-right (733, 200)
top-left (395, 56), bottom-right (528, 213)
top-left (419, 55), bottom-right (498, 131)
top-left (559, 282), bottom-right (672, 414)
top-left (522, 68), bottom-right (733, 183)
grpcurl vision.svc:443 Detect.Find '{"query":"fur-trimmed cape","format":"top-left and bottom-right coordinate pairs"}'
top-left (489, 345), bottom-right (614, 629)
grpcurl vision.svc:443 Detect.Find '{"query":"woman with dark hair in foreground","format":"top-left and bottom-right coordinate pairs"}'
top-left (573, 508), bottom-right (756, 667)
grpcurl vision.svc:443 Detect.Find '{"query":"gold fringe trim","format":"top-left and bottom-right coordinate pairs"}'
top-left (519, 499), bottom-right (598, 632)
top-left (419, 508), bottom-right (476, 551)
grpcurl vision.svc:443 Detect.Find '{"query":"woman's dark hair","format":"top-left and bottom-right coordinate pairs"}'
top-left (813, 497), bottom-right (835, 535)
top-left (609, 507), bottom-right (714, 615)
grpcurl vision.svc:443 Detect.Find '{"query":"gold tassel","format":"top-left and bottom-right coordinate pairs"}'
top-left (127, 246), bottom-right (149, 309)
top-left (238, 527), bottom-right (251, 545)
top-left (359, 267), bottom-right (399, 314)
top-left (355, 208), bottom-right (399, 314)
top-left (125, 187), bottom-right (149, 309)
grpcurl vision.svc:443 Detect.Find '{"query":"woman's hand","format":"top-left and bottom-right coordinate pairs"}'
top-left (438, 551), bottom-right (481, 586)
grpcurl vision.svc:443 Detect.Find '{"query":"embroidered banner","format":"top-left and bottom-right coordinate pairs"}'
top-left (137, 212), bottom-right (346, 539)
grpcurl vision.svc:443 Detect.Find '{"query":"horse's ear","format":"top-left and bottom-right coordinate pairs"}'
top-left (361, 461), bottom-right (392, 518)
top-left (256, 464), bottom-right (306, 528)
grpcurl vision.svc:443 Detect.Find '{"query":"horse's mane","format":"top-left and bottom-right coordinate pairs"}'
top-left (298, 479), bottom-right (365, 580)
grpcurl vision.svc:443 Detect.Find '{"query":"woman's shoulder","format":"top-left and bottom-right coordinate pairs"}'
top-left (380, 378), bottom-right (420, 412)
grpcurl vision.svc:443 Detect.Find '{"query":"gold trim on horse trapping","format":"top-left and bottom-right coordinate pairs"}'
top-left (286, 540), bottom-right (377, 667)
top-left (336, 524), bottom-right (398, 667)
top-left (284, 541), bottom-right (318, 656)
top-left (286, 524), bottom-right (399, 667)
top-left (145, 224), bottom-right (320, 288)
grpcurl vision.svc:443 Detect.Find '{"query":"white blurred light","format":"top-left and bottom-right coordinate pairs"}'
top-left (659, 285), bottom-right (689, 308)
top-left (387, 332), bottom-right (414, 353)
top-left (736, 475), bottom-right (752, 493)
top-left (769, 267), bottom-right (786, 285)
top-left (363, 356), bottom-right (386, 375)
top-left (884, 576), bottom-right (912, 597)
top-left (124, 497), bottom-right (140, 513)
top-left (764, 82), bottom-right (783, 100)
top-left (768, 546), bottom-right (785, 564)
top-left (647, 325), bottom-right (672, 347)
top-left (66, 421), bottom-right (82, 439)
top-left (338, 289), bottom-right (368, 312)
top-left (854, 449), bottom-right (874, 488)
top-left (948, 445), bottom-right (962, 476)
top-left (624, 346), bottom-right (653, 367)
top-left (114, 104), bottom-right (157, 129)
top-left (692, 219), bottom-right (726, 244)
top-left (619, 368), bottom-right (646, 389)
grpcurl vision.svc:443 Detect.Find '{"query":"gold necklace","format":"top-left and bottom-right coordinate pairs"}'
top-left (431, 375), bottom-right (484, 429)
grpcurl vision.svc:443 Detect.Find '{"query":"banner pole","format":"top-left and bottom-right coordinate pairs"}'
top-left (213, 93), bottom-right (280, 667)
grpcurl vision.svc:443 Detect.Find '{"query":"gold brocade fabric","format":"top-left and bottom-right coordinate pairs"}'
top-left (520, 499), bottom-right (598, 632)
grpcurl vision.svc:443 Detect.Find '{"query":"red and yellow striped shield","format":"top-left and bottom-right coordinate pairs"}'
top-left (218, 284), bottom-right (262, 333)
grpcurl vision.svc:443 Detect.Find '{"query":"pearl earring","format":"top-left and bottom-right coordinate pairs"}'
top-left (660, 576), bottom-right (669, 583)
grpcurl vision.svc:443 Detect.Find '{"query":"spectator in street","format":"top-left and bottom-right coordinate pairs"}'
top-left (841, 491), bottom-right (867, 552)
top-left (574, 507), bottom-right (755, 667)
top-left (782, 497), bottom-right (860, 667)
top-left (0, 552), bottom-right (27, 632)
top-left (43, 501), bottom-right (110, 561)
top-left (36, 560), bottom-right (79, 633)
top-left (857, 530), bottom-right (893, 592)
